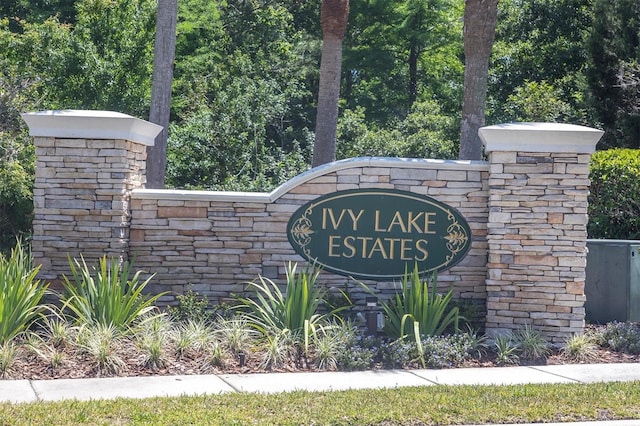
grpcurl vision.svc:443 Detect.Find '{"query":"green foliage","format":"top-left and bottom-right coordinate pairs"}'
top-left (588, 148), bottom-right (640, 239)
top-left (167, 288), bottom-right (213, 324)
top-left (234, 263), bottom-right (347, 353)
top-left (337, 101), bottom-right (457, 161)
top-left (596, 321), bottom-right (640, 355)
top-left (0, 159), bottom-right (33, 253)
top-left (561, 333), bottom-right (598, 363)
top-left (494, 334), bottom-right (519, 365)
top-left (513, 324), bottom-right (551, 360)
top-left (0, 240), bottom-right (47, 345)
top-left (489, 0), bottom-right (593, 125)
top-left (502, 80), bottom-right (573, 122)
top-left (587, 0), bottom-right (640, 148)
top-left (361, 265), bottom-right (461, 342)
top-left (60, 255), bottom-right (164, 330)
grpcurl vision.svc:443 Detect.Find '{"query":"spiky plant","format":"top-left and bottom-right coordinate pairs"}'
top-left (0, 240), bottom-right (48, 345)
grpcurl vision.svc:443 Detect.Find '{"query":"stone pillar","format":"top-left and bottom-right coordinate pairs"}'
top-left (22, 110), bottom-right (161, 283)
top-left (480, 123), bottom-right (604, 343)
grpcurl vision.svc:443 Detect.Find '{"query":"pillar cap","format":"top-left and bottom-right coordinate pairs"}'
top-left (21, 110), bottom-right (162, 146)
top-left (479, 122), bottom-right (604, 154)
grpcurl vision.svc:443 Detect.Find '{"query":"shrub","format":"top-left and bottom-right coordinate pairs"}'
top-left (0, 159), bottom-right (33, 255)
top-left (335, 333), bottom-right (378, 371)
top-left (419, 334), bottom-right (476, 369)
top-left (595, 321), bottom-right (640, 354)
top-left (0, 239), bottom-right (48, 344)
top-left (588, 149), bottom-right (640, 239)
top-left (60, 255), bottom-right (164, 330)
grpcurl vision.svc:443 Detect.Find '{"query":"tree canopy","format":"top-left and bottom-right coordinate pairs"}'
top-left (0, 0), bottom-right (636, 192)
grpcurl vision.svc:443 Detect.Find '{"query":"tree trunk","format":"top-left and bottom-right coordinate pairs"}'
top-left (408, 38), bottom-right (419, 107)
top-left (459, 0), bottom-right (498, 160)
top-left (312, 0), bottom-right (349, 168)
top-left (147, 0), bottom-right (178, 189)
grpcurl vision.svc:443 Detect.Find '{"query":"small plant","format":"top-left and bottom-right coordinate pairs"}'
top-left (335, 330), bottom-right (378, 371)
top-left (135, 314), bottom-right (171, 369)
top-left (513, 324), bottom-right (550, 360)
top-left (0, 342), bottom-right (17, 377)
top-left (494, 334), bottom-right (519, 365)
top-left (561, 333), bottom-right (599, 363)
top-left (205, 341), bottom-right (228, 368)
top-left (0, 240), bottom-right (48, 345)
top-left (168, 289), bottom-right (213, 324)
top-left (60, 255), bottom-right (165, 330)
top-left (380, 338), bottom-right (414, 369)
top-left (76, 323), bottom-right (126, 375)
top-left (259, 329), bottom-right (296, 370)
top-left (39, 312), bottom-right (76, 348)
top-left (216, 317), bottom-right (256, 356)
top-left (171, 319), bottom-right (213, 359)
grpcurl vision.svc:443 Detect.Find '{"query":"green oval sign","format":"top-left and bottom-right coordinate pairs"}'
top-left (286, 189), bottom-right (472, 280)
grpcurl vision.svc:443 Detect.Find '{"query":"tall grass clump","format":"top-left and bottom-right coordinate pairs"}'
top-left (235, 262), bottom-right (348, 352)
top-left (60, 255), bottom-right (164, 330)
top-left (0, 240), bottom-right (48, 344)
top-left (361, 265), bottom-right (461, 341)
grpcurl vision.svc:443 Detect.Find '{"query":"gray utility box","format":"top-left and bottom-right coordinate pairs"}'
top-left (585, 239), bottom-right (640, 323)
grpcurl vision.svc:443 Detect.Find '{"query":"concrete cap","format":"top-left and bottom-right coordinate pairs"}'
top-left (479, 122), bottom-right (604, 154)
top-left (21, 110), bottom-right (162, 146)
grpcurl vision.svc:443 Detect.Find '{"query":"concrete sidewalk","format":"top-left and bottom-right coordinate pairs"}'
top-left (1, 363), bottom-right (639, 424)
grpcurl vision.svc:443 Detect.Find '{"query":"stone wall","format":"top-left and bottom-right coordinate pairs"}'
top-left (23, 111), bottom-right (604, 342)
top-left (129, 158), bottom-right (490, 307)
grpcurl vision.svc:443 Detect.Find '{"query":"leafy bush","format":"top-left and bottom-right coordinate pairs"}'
top-left (60, 255), bottom-right (164, 330)
top-left (588, 149), bottom-right (640, 239)
top-left (595, 321), bottom-right (640, 354)
top-left (335, 333), bottom-right (378, 371)
top-left (0, 159), bottom-right (33, 254)
top-left (0, 239), bottom-right (47, 344)
top-left (419, 334), bottom-right (476, 369)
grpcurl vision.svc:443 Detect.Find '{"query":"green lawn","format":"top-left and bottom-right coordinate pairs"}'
top-left (1, 381), bottom-right (639, 425)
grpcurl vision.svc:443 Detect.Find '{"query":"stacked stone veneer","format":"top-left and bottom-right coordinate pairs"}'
top-left (480, 124), bottom-right (603, 341)
top-left (24, 111), bottom-right (604, 341)
top-left (130, 159), bottom-right (489, 304)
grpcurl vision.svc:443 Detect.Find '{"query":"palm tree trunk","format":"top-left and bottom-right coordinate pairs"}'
top-left (312, 0), bottom-right (350, 167)
top-left (459, 0), bottom-right (498, 160)
top-left (147, 0), bottom-right (178, 188)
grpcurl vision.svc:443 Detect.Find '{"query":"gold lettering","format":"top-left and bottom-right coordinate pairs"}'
top-left (343, 236), bottom-right (356, 258)
top-left (407, 211), bottom-right (424, 233)
top-left (400, 238), bottom-right (412, 260)
top-left (357, 237), bottom-right (373, 258)
top-left (424, 212), bottom-right (437, 234)
top-left (387, 211), bottom-right (407, 232)
top-left (415, 239), bottom-right (429, 261)
top-left (385, 238), bottom-right (400, 260)
top-left (367, 238), bottom-right (388, 259)
top-left (328, 235), bottom-right (341, 257)
top-left (374, 210), bottom-right (385, 232)
top-left (327, 208), bottom-right (347, 230)
top-left (348, 209), bottom-right (365, 231)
